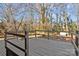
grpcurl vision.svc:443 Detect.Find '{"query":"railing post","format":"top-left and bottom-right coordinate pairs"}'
top-left (75, 31), bottom-right (79, 56)
top-left (4, 30), bottom-right (8, 56)
top-left (4, 30), bottom-right (7, 48)
top-left (48, 30), bottom-right (49, 40)
top-left (75, 36), bottom-right (78, 56)
top-left (35, 30), bottom-right (36, 38)
top-left (75, 48), bottom-right (78, 56)
top-left (25, 31), bottom-right (29, 56)
top-left (75, 36), bottom-right (78, 47)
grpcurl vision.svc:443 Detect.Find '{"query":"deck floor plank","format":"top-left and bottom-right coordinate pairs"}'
top-left (0, 38), bottom-right (76, 56)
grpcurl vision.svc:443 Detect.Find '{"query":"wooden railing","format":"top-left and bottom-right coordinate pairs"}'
top-left (71, 31), bottom-right (79, 56)
top-left (29, 30), bottom-right (58, 40)
top-left (4, 31), bottom-right (29, 56)
top-left (71, 39), bottom-right (79, 56)
top-left (4, 30), bottom-right (79, 56)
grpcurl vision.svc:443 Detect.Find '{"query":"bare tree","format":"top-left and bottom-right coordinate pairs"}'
top-left (0, 4), bottom-right (25, 34)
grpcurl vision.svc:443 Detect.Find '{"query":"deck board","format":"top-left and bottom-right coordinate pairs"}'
top-left (0, 38), bottom-right (76, 56)
top-left (29, 38), bottom-right (75, 56)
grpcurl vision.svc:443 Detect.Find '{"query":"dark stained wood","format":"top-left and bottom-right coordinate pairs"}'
top-left (5, 32), bottom-right (25, 37)
top-left (6, 47), bottom-right (18, 56)
top-left (5, 40), bottom-right (25, 52)
top-left (5, 31), bottom-right (28, 56)
top-left (71, 40), bottom-right (79, 56)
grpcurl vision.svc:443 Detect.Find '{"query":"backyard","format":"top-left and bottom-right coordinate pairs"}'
top-left (0, 3), bottom-right (79, 56)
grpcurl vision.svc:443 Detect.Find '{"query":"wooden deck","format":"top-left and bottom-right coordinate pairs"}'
top-left (29, 38), bottom-right (75, 56)
top-left (0, 38), bottom-right (76, 56)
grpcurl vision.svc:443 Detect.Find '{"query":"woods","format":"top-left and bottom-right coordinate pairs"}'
top-left (0, 3), bottom-right (78, 37)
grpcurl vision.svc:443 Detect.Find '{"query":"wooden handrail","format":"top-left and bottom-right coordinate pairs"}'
top-left (5, 31), bottom-right (29, 56)
top-left (5, 40), bottom-right (25, 52)
top-left (71, 40), bottom-right (79, 56)
top-left (5, 32), bottom-right (25, 37)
